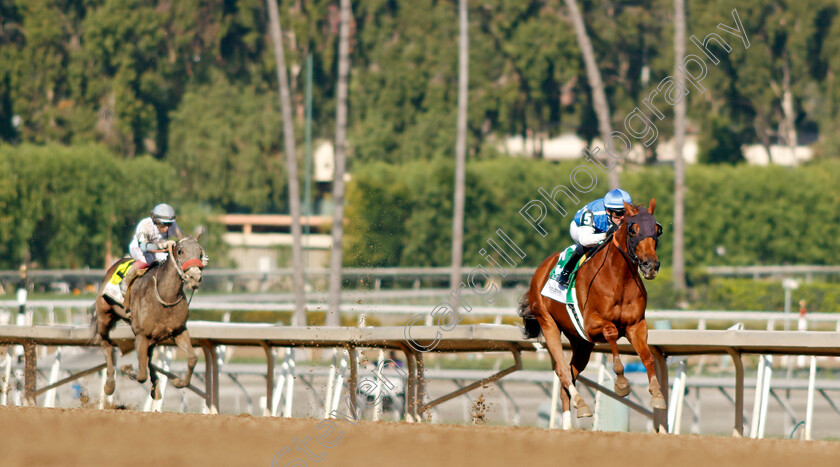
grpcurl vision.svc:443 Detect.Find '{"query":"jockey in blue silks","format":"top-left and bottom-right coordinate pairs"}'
top-left (557, 188), bottom-right (633, 288)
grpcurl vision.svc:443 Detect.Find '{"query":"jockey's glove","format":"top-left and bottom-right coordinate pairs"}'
top-left (157, 240), bottom-right (177, 250)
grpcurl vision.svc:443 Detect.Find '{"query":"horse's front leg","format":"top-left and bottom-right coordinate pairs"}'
top-left (170, 330), bottom-right (197, 389)
top-left (134, 335), bottom-right (150, 383)
top-left (148, 344), bottom-right (162, 400)
top-left (625, 320), bottom-right (666, 409)
top-left (599, 322), bottom-right (630, 397)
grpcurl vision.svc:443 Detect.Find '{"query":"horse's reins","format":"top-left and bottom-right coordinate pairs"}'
top-left (152, 243), bottom-right (204, 307)
top-left (579, 219), bottom-right (654, 312)
top-left (610, 231), bottom-right (648, 300)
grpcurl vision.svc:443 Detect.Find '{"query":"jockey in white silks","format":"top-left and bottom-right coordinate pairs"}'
top-left (119, 203), bottom-right (185, 306)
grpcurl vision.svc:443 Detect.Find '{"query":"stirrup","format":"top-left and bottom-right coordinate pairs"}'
top-left (557, 273), bottom-right (571, 288)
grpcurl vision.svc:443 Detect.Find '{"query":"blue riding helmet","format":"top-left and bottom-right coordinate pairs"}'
top-left (604, 189), bottom-right (632, 210)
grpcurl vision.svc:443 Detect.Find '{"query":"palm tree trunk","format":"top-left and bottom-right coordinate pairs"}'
top-left (450, 0), bottom-right (468, 291)
top-left (266, 0), bottom-right (306, 325)
top-left (328, 0), bottom-right (351, 326)
top-left (781, 58), bottom-right (798, 162)
top-left (563, 0), bottom-right (619, 189)
top-left (672, 0), bottom-right (687, 292)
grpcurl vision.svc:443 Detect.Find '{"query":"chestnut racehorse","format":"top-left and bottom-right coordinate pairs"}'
top-left (518, 200), bottom-right (665, 428)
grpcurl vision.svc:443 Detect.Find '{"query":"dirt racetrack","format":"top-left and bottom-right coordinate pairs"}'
top-left (2, 406), bottom-right (839, 467)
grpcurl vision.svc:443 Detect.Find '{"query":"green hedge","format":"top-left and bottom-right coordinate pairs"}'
top-left (345, 158), bottom-right (840, 270)
top-left (0, 143), bottom-right (175, 268)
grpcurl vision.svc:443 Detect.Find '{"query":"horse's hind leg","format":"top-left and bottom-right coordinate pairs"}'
top-left (102, 340), bottom-right (116, 396)
top-left (533, 302), bottom-right (591, 418)
top-left (626, 321), bottom-right (666, 410)
top-left (600, 322), bottom-right (630, 397)
top-left (567, 338), bottom-right (594, 420)
top-left (549, 354), bottom-right (574, 429)
top-left (569, 338), bottom-right (594, 386)
top-left (95, 299), bottom-right (118, 395)
top-left (170, 330), bottom-right (197, 389)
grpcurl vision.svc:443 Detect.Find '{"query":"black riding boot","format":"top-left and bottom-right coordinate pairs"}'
top-left (557, 244), bottom-right (586, 288)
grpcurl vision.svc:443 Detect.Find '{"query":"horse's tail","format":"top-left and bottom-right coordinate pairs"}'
top-left (88, 302), bottom-right (101, 345)
top-left (517, 292), bottom-right (542, 339)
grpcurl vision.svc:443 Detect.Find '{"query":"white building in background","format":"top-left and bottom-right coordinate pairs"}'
top-left (314, 141), bottom-right (335, 182)
top-left (500, 133), bottom-right (813, 167)
top-left (741, 144), bottom-right (813, 166)
top-left (214, 141), bottom-right (345, 275)
top-left (214, 214), bottom-right (333, 272)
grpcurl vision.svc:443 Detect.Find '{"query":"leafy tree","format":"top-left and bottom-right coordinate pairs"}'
top-left (0, 143), bottom-right (175, 268)
top-left (697, 114), bottom-right (746, 164)
top-left (167, 74), bottom-right (287, 213)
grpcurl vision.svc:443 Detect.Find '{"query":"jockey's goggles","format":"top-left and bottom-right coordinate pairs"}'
top-left (607, 209), bottom-right (625, 217)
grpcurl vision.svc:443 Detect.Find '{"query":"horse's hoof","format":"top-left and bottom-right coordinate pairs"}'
top-left (576, 405), bottom-right (593, 418)
top-left (171, 377), bottom-right (185, 388)
top-left (614, 375), bottom-right (630, 397)
top-left (651, 395), bottom-right (667, 410)
top-left (104, 379), bottom-right (116, 396)
top-left (152, 385), bottom-right (162, 400)
top-left (614, 377), bottom-right (631, 397)
top-left (121, 364), bottom-right (136, 380)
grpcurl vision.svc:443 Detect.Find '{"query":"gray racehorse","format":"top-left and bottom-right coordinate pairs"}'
top-left (92, 235), bottom-right (205, 400)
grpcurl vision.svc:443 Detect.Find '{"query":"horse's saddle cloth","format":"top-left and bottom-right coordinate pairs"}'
top-left (108, 260), bottom-right (135, 286)
top-left (541, 245), bottom-right (591, 342)
top-left (102, 260), bottom-right (148, 304)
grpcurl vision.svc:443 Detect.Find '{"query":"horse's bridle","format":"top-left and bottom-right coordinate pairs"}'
top-left (581, 213), bottom-right (661, 312)
top-left (152, 241), bottom-right (205, 307)
top-left (167, 242), bottom-right (205, 280)
top-left (612, 216), bottom-right (663, 265)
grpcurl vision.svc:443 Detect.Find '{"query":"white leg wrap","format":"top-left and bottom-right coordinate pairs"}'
top-left (562, 411), bottom-right (572, 430)
top-left (568, 384), bottom-right (580, 400)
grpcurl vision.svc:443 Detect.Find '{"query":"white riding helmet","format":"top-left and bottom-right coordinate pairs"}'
top-left (151, 203), bottom-right (176, 224)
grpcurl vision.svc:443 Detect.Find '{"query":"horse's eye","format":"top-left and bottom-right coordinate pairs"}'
top-left (655, 223), bottom-right (663, 237)
top-left (178, 248), bottom-right (184, 255)
top-left (628, 223), bottom-right (640, 236)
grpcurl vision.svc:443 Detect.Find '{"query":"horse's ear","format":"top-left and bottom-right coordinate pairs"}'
top-left (648, 198), bottom-right (656, 214)
top-left (623, 201), bottom-right (639, 216)
top-left (194, 225), bottom-right (205, 242)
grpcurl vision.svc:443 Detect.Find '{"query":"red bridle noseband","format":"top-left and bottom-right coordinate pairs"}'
top-left (180, 258), bottom-right (204, 271)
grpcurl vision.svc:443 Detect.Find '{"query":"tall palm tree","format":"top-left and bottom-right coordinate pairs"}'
top-left (672, 0), bottom-right (687, 292)
top-left (563, 0), bottom-right (619, 189)
top-left (266, 0), bottom-right (306, 325)
top-left (451, 0), bottom-right (468, 291)
top-left (328, 0), bottom-right (351, 326)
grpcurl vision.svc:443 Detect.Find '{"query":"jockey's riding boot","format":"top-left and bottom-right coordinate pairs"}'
top-left (557, 244), bottom-right (586, 288)
top-left (119, 263), bottom-right (141, 310)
